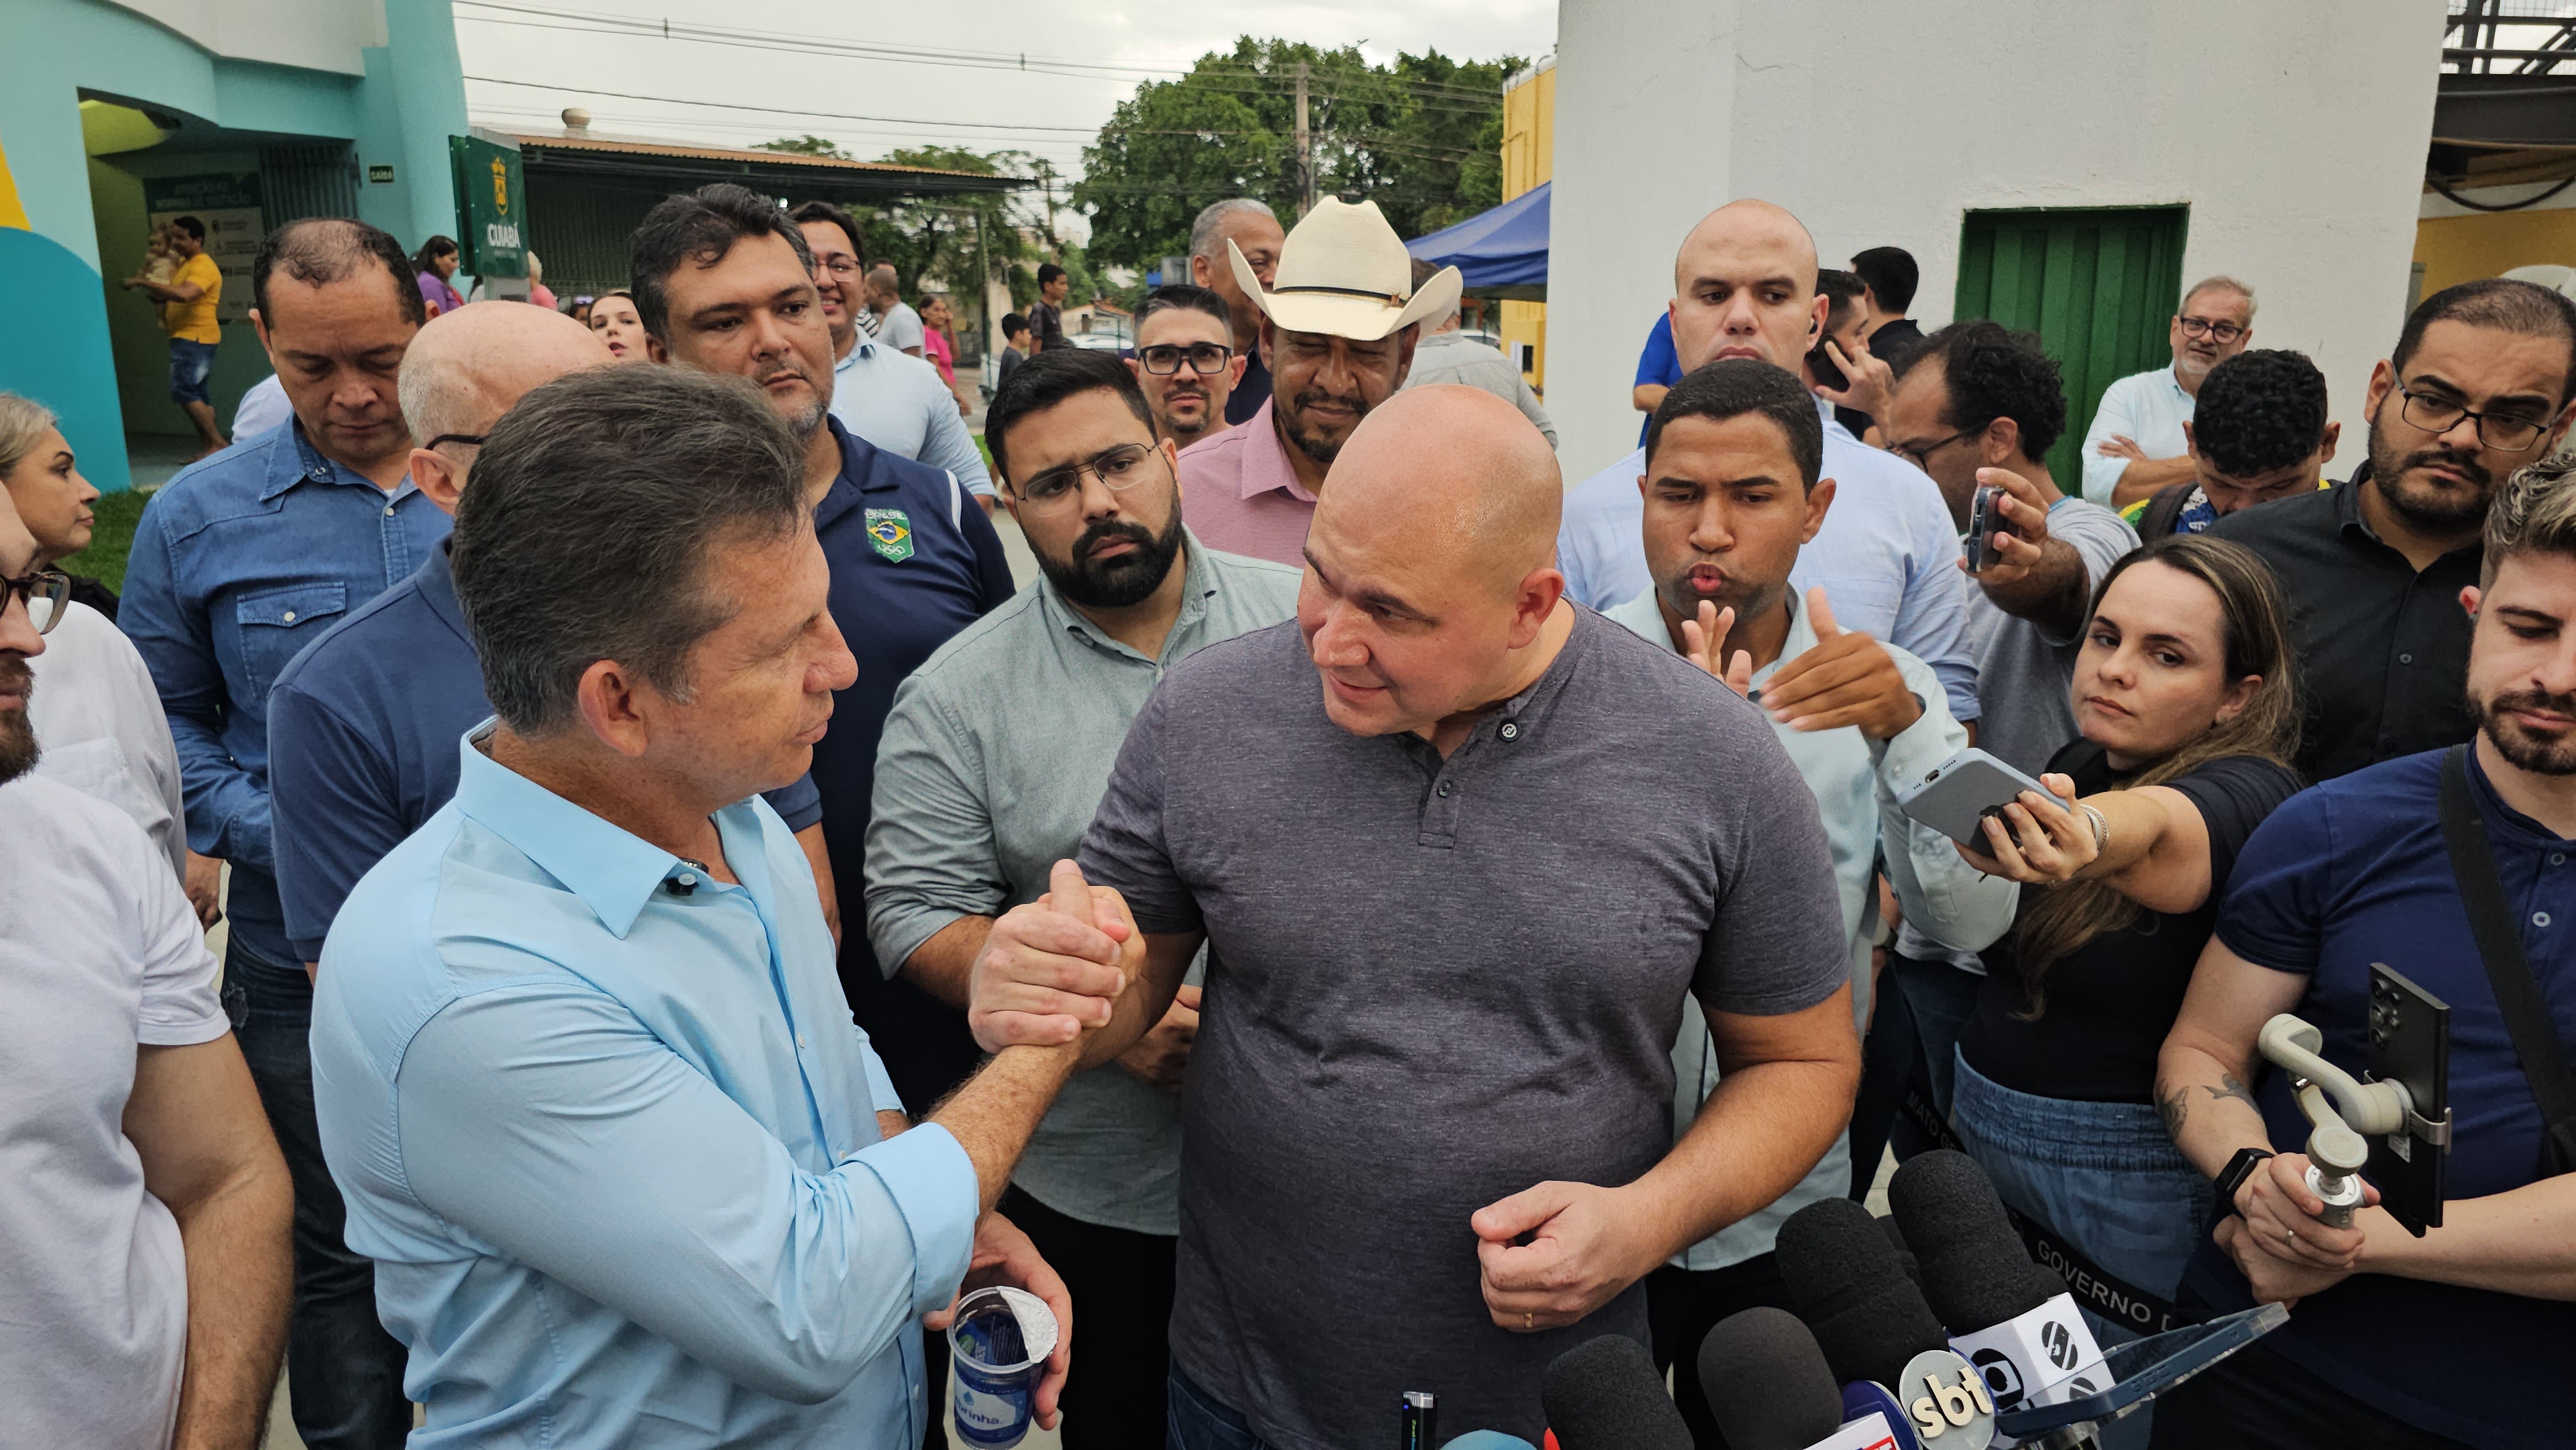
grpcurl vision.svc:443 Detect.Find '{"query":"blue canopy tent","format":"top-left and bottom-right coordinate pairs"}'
top-left (1405, 181), bottom-right (1548, 301)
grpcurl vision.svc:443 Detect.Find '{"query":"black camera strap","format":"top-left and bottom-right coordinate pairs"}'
top-left (2438, 744), bottom-right (2576, 1176)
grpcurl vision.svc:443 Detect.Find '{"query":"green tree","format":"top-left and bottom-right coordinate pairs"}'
top-left (754, 134), bottom-right (853, 159)
top-left (1074, 37), bottom-right (1520, 268)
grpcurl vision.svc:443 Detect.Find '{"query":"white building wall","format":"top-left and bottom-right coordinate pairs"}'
top-left (1548, 0), bottom-right (2449, 480)
top-left (105, 0), bottom-right (388, 77)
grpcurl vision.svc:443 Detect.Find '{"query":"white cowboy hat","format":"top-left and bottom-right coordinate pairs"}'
top-left (1229, 198), bottom-right (1464, 344)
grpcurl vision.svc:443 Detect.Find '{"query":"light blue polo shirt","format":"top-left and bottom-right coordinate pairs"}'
top-left (310, 731), bottom-right (976, 1447)
top-left (1604, 589), bottom-right (2015, 1268)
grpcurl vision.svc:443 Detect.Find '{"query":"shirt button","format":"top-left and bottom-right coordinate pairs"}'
top-left (281, 610), bottom-right (297, 623)
top-left (1435, 780), bottom-right (1454, 798)
top-left (383, 503), bottom-right (396, 517)
top-left (2537, 912), bottom-right (2554, 928)
top-left (2554, 854), bottom-right (2567, 867)
top-left (676, 871), bottom-right (698, 887)
top-left (1500, 722), bottom-right (1520, 741)
top-left (797, 1034), bottom-right (810, 1049)
top-left (2398, 652), bottom-right (2413, 665)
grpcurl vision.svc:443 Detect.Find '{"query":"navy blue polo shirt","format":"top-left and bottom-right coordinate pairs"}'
top-left (2189, 746), bottom-right (2576, 1448)
top-left (267, 543), bottom-right (822, 963)
top-left (808, 418), bottom-right (1014, 1110)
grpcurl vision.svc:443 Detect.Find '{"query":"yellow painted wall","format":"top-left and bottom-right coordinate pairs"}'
top-left (1500, 61), bottom-right (1553, 393)
top-left (2413, 206), bottom-right (2576, 296)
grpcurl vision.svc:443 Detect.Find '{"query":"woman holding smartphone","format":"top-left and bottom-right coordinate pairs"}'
top-left (1949, 533), bottom-right (2302, 1350)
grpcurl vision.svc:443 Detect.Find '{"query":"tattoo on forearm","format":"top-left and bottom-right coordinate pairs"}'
top-left (2208, 1073), bottom-right (2259, 1113)
top-left (2158, 1086), bottom-right (2189, 1139)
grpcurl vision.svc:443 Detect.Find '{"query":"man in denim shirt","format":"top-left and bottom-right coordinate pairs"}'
top-left (120, 217), bottom-right (433, 1450)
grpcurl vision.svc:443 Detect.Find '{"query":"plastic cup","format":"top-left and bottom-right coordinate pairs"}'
top-left (948, 1285), bottom-right (1059, 1449)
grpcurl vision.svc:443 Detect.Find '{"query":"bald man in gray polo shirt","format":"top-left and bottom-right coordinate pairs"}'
top-left (969, 386), bottom-right (1859, 1450)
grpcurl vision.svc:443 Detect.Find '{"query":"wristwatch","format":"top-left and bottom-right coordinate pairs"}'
top-left (2213, 1147), bottom-right (2276, 1218)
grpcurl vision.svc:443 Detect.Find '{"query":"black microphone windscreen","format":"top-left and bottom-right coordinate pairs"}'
top-left (1696, 1308), bottom-right (1844, 1450)
top-left (1888, 1149), bottom-right (2068, 1331)
top-left (1539, 1335), bottom-right (1692, 1450)
top-left (1776, 1196), bottom-right (1951, 1388)
top-left (1879, 1212), bottom-right (1923, 1292)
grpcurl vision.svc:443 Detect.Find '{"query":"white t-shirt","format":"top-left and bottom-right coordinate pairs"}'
top-left (29, 600), bottom-right (190, 876)
top-left (878, 300), bottom-right (926, 353)
top-left (0, 773), bottom-right (229, 1449)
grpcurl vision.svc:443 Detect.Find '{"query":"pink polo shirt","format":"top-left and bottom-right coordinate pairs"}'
top-left (1176, 398), bottom-right (1318, 568)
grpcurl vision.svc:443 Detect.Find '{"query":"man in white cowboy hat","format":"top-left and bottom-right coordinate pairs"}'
top-left (1176, 197), bottom-right (1463, 567)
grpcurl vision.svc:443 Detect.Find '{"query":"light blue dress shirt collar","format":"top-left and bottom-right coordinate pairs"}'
top-left (448, 724), bottom-right (728, 939)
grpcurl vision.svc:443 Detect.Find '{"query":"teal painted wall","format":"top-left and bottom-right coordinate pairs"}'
top-left (2, 0), bottom-right (468, 488)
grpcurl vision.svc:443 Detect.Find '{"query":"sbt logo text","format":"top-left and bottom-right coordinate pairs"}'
top-left (1908, 1363), bottom-right (1994, 1440)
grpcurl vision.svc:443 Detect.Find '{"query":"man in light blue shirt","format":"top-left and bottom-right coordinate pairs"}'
top-left (2078, 275), bottom-right (2256, 507)
top-left (1557, 199), bottom-right (1979, 726)
top-left (790, 202), bottom-right (995, 501)
top-left (312, 364), bottom-right (1083, 1447)
top-left (867, 350), bottom-right (1302, 1446)
top-left (1598, 360), bottom-right (2015, 1443)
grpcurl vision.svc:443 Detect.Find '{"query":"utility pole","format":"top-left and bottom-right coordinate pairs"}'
top-left (1293, 59), bottom-right (1315, 218)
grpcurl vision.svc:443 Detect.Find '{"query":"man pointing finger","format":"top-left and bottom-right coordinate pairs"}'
top-left (971, 383), bottom-right (1859, 1448)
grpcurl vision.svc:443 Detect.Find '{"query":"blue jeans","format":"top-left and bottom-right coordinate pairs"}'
top-left (169, 337), bottom-right (218, 406)
top-left (223, 941), bottom-right (412, 1449)
top-left (1951, 1052), bottom-right (2210, 1450)
top-left (1166, 1368), bottom-right (1276, 1450)
top-left (1895, 954), bottom-right (1981, 1116)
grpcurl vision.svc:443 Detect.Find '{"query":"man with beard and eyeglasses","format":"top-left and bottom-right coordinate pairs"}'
top-left (2152, 451), bottom-right (2576, 1450)
top-left (1176, 198), bottom-right (1461, 567)
top-left (864, 348), bottom-right (1300, 1447)
top-left (2210, 278), bottom-right (2576, 780)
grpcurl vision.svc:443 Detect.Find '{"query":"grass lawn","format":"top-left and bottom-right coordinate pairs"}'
top-left (61, 487), bottom-right (150, 594)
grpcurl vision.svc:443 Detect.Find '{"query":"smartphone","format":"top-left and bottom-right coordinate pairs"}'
top-left (1897, 747), bottom-right (2054, 851)
top-left (1806, 335), bottom-right (1850, 392)
top-left (1964, 485), bottom-right (2006, 574)
top-left (2365, 963), bottom-right (2450, 1236)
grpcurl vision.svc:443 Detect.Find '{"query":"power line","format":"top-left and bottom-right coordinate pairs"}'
top-left (463, 74), bottom-right (1100, 132)
top-left (451, 1), bottom-right (1511, 107)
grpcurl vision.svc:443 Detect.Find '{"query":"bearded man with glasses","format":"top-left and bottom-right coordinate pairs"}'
top-left (2206, 278), bottom-right (2576, 780)
top-left (2080, 276), bottom-right (2260, 507)
top-left (863, 346), bottom-right (1300, 1448)
top-left (1128, 284), bottom-right (1247, 450)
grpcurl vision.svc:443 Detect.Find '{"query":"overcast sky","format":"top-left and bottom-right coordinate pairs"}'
top-left (455, 0), bottom-right (1558, 240)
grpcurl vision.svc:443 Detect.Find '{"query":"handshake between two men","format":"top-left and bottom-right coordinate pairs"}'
top-left (964, 860), bottom-right (1831, 1340)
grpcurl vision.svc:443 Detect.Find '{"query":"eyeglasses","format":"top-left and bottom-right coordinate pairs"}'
top-left (1138, 343), bottom-right (1234, 376)
top-left (1892, 428), bottom-right (1976, 471)
top-left (423, 433), bottom-right (486, 453)
top-left (811, 256), bottom-right (862, 278)
top-left (2396, 385), bottom-right (2551, 453)
top-left (1012, 442), bottom-right (1159, 513)
top-left (2177, 316), bottom-right (2247, 344)
top-left (1, 568), bottom-right (70, 636)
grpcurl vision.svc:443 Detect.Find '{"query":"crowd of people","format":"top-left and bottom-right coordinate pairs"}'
top-left (7, 171), bottom-right (2576, 1450)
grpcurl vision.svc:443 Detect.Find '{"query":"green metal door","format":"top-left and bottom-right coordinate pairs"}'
top-left (1955, 207), bottom-right (2189, 488)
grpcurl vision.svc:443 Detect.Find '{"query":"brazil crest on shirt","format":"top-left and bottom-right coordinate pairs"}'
top-left (864, 508), bottom-right (914, 562)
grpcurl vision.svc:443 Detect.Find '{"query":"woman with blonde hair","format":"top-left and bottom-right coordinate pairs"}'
top-left (1949, 532), bottom-right (2304, 1357)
